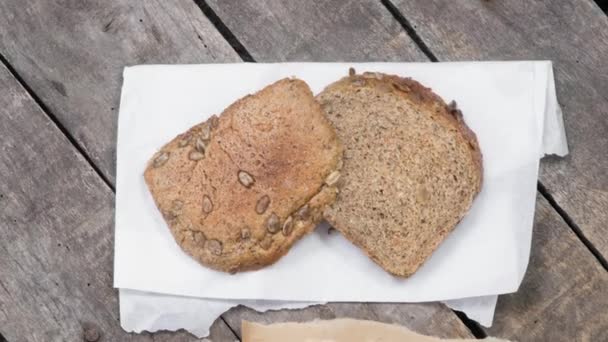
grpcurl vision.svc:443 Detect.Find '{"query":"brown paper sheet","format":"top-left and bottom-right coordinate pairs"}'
top-left (242, 319), bottom-right (512, 342)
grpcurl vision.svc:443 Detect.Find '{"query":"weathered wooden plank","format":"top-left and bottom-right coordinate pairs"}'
top-left (0, 63), bottom-right (235, 341)
top-left (205, 0), bottom-right (428, 61)
top-left (390, 0), bottom-right (608, 257)
top-left (223, 303), bottom-right (473, 339)
top-left (0, 0), bottom-right (240, 185)
top-left (489, 195), bottom-right (608, 341)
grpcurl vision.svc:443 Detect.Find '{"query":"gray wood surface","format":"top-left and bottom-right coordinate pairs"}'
top-left (0, 0), bottom-right (240, 185)
top-left (0, 63), bottom-right (235, 341)
top-left (390, 0), bottom-right (608, 257)
top-left (223, 303), bottom-right (473, 339)
top-left (490, 195), bottom-right (608, 341)
top-left (205, 0), bottom-right (428, 61)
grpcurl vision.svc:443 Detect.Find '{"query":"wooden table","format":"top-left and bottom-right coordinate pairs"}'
top-left (1, 1), bottom-right (607, 341)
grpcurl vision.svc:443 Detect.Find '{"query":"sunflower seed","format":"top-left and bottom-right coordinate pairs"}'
top-left (282, 216), bottom-right (294, 236)
top-left (189, 151), bottom-right (204, 161)
top-left (336, 159), bottom-right (344, 170)
top-left (259, 235), bottom-right (273, 250)
top-left (238, 171), bottom-right (255, 188)
top-left (206, 239), bottom-right (222, 256)
top-left (193, 231), bottom-right (205, 244)
top-left (351, 78), bottom-right (366, 87)
top-left (325, 171), bottom-right (341, 186)
top-left (202, 195), bottom-right (213, 214)
top-left (153, 152), bottom-right (169, 167)
top-left (209, 115), bottom-right (219, 129)
top-left (200, 124), bottom-right (211, 140)
top-left (266, 213), bottom-right (280, 234)
top-left (296, 205), bottom-right (310, 221)
top-left (195, 137), bottom-right (206, 153)
top-left (255, 195), bottom-right (270, 214)
top-left (241, 228), bottom-right (251, 240)
top-left (178, 134), bottom-right (191, 147)
top-left (394, 82), bottom-right (411, 93)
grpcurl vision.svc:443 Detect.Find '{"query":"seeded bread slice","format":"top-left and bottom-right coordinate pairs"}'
top-left (144, 78), bottom-right (342, 273)
top-left (317, 70), bottom-right (482, 277)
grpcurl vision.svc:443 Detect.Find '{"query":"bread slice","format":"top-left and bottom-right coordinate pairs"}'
top-left (144, 78), bottom-right (342, 273)
top-left (317, 70), bottom-right (482, 277)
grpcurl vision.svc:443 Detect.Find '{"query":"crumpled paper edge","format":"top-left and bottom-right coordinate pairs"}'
top-left (119, 289), bottom-right (503, 338)
top-left (540, 62), bottom-right (568, 157)
top-left (119, 289), bottom-right (321, 338)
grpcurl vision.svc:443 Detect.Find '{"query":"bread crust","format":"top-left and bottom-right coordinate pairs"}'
top-left (144, 78), bottom-right (343, 273)
top-left (319, 70), bottom-right (483, 277)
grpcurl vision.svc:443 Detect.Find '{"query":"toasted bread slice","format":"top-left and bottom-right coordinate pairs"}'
top-left (144, 78), bottom-right (342, 273)
top-left (317, 70), bottom-right (482, 277)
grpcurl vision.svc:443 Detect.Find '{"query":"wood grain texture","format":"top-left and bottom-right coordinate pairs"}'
top-left (490, 195), bottom-right (608, 341)
top-left (390, 0), bottom-right (608, 257)
top-left (223, 303), bottom-right (473, 339)
top-left (0, 0), bottom-right (240, 185)
top-left (0, 63), bottom-right (235, 341)
top-left (205, 0), bottom-right (428, 61)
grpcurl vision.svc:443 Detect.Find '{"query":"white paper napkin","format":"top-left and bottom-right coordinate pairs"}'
top-left (120, 289), bottom-right (500, 338)
top-left (115, 62), bottom-right (567, 337)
